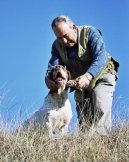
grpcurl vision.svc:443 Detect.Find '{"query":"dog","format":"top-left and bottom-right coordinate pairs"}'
top-left (21, 65), bottom-right (72, 138)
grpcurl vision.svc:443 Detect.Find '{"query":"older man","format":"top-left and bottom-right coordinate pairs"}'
top-left (45, 15), bottom-right (119, 135)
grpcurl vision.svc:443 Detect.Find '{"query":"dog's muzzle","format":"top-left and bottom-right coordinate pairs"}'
top-left (52, 65), bottom-right (68, 86)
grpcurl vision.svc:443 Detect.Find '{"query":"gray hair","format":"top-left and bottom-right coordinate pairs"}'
top-left (51, 15), bottom-right (75, 28)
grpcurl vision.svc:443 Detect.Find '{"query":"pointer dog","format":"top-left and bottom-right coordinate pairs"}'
top-left (22, 65), bottom-right (72, 138)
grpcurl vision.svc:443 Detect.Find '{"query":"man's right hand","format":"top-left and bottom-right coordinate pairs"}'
top-left (45, 72), bottom-right (59, 90)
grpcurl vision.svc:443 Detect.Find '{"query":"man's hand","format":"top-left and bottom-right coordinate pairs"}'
top-left (76, 72), bottom-right (93, 89)
top-left (45, 72), bottom-right (59, 90)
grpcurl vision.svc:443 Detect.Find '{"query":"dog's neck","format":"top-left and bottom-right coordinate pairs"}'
top-left (49, 88), bottom-right (67, 96)
top-left (49, 89), bottom-right (68, 108)
top-left (49, 84), bottom-right (68, 95)
top-left (57, 85), bottom-right (66, 95)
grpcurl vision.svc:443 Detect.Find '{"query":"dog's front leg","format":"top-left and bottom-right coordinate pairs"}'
top-left (46, 121), bottom-right (54, 139)
top-left (61, 125), bottom-right (68, 137)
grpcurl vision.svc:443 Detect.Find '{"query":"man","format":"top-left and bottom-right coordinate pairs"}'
top-left (45, 15), bottom-right (119, 135)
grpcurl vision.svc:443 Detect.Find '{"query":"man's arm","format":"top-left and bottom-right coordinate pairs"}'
top-left (76, 26), bottom-right (108, 89)
top-left (86, 26), bottom-right (108, 77)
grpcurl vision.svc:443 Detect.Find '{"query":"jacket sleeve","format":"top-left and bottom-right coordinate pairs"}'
top-left (46, 42), bottom-right (64, 76)
top-left (86, 26), bottom-right (109, 77)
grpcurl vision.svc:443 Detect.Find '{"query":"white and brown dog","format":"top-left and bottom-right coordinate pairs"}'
top-left (22, 65), bottom-right (72, 138)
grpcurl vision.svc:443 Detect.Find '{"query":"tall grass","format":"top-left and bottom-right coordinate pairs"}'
top-left (0, 121), bottom-right (129, 162)
top-left (0, 90), bottom-right (129, 161)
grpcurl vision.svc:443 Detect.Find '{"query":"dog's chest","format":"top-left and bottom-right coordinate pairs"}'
top-left (43, 93), bottom-right (67, 110)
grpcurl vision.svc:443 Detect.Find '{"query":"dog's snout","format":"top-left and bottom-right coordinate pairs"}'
top-left (57, 72), bottom-right (61, 75)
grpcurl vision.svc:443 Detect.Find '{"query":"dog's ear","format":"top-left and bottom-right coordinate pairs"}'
top-left (49, 69), bottom-right (54, 81)
top-left (67, 70), bottom-right (71, 80)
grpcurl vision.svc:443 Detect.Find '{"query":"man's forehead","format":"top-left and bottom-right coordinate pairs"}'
top-left (53, 23), bottom-right (70, 37)
top-left (53, 22), bottom-right (70, 32)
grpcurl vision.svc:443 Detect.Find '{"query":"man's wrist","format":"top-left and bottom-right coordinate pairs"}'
top-left (84, 73), bottom-right (93, 81)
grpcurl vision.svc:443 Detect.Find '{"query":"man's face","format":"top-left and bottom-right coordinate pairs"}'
top-left (53, 22), bottom-right (77, 47)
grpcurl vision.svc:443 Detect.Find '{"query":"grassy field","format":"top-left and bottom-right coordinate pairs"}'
top-left (0, 121), bottom-right (129, 162)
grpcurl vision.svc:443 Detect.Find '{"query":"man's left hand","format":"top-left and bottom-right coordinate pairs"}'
top-left (76, 72), bottom-right (93, 89)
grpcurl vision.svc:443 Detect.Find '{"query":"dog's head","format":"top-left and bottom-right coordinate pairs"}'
top-left (50, 65), bottom-right (71, 92)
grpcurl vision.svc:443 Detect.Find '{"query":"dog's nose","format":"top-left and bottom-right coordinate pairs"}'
top-left (55, 65), bottom-right (61, 69)
top-left (56, 65), bottom-right (65, 69)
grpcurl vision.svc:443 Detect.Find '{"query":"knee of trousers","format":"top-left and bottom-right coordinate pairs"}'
top-left (92, 84), bottom-right (115, 114)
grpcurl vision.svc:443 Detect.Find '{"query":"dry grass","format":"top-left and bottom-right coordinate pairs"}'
top-left (0, 122), bottom-right (129, 162)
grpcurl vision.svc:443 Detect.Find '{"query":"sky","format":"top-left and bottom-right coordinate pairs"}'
top-left (0, 0), bottom-right (129, 129)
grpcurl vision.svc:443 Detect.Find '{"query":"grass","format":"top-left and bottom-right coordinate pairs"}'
top-left (0, 92), bottom-right (129, 161)
top-left (0, 122), bottom-right (129, 162)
